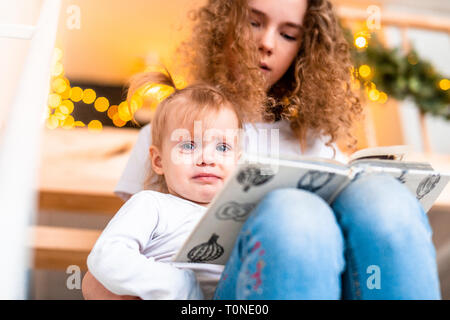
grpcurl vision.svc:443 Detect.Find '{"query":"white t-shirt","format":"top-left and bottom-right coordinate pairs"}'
top-left (115, 121), bottom-right (348, 200)
top-left (87, 190), bottom-right (224, 300)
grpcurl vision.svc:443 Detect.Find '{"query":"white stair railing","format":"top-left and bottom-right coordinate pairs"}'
top-left (0, 0), bottom-right (61, 299)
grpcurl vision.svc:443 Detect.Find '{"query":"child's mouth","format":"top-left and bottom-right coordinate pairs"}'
top-left (192, 174), bottom-right (222, 183)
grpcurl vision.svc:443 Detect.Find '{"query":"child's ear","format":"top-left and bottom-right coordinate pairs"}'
top-left (149, 146), bottom-right (164, 175)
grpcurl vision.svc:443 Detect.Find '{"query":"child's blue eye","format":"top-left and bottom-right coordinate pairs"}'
top-left (180, 141), bottom-right (195, 151)
top-left (217, 144), bottom-right (231, 152)
top-left (250, 21), bottom-right (260, 28)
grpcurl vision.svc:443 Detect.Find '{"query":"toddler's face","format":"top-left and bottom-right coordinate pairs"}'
top-left (150, 107), bottom-right (241, 206)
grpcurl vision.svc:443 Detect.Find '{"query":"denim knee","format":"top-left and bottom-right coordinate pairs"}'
top-left (332, 173), bottom-right (433, 247)
top-left (242, 188), bottom-right (344, 262)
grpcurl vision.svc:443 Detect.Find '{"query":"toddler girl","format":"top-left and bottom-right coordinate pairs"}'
top-left (87, 72), bottom-right (243, 299)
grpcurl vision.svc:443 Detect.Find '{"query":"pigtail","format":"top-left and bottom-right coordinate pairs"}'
top-left (126, 66), bottom-right (178, 122)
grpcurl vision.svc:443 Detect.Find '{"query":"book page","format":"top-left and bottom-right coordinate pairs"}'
top-left (350, 162), bottom-right (450, 213)
top-left (349, 145), bottom-right (411, 162)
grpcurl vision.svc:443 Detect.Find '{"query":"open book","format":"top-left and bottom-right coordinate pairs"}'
top-left (173, 145), bottom-right (450, 265)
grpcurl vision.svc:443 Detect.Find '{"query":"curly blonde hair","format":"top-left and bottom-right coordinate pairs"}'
top-left (180, 0), bottom-right (363, 155)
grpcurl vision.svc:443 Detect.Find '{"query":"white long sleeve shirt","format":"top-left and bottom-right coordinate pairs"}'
top-left (87, 190), bottom-right (224, 300)
top-left (115, 120), bottom-right (349, 199)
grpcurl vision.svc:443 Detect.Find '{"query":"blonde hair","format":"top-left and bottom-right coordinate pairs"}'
top-left (127, 71), bottom-right (243, 193)
top-left (180, 0), bottom-right (363, 155)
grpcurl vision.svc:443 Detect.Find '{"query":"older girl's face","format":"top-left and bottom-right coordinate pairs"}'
top-left (248, 0), bottom-right (307, 88)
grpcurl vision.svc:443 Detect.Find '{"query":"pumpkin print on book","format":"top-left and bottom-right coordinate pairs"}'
top-left (215, 201), bottom-right (257, 222)
top-left (237, 165), bottom-right (275, 192)
top-left (187, 233), bottom-right (224, 263)
top-left (297, 171), bottom-right (335, 193)
top-left (416, 174), bottom-right (441, 200)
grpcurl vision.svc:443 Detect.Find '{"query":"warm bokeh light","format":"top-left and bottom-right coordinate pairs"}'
top-left (354, 36), bottom-right (368, 49)
top-left (48, 93), bottom-right (62, 108)
top-left (368, 89), bottom-right (380, 101)
top-left (51, 62), bottom-right (64, 77)
top-left (107, 105), bottom-right (119, 119)
top-left (112, 113), bottom-right (127, 127)
top-left (46, 115), bottom-right (59, 130)
top-left (94, 97), bottom-right (110, 112)
top-left (118, 101), bottom-right (132, 122)
top-left (359, 65), bottom-right (371, 78)
top-left (70, 87), bottom-right (84, 102)
top-left (439, 79), bottom-right (450, 91)
top-left (62, 115), bottom-right (75, 129)
top-left (59, 100), bottom-right (74, 114)
top-left (52, 78), bottom-right (68, 94)
top-left (88, 120), bottom-right (103, 131)
top-left (378, 91), bottom-right (388, 104)
top-left (82, 89), bottom-right (96, 104)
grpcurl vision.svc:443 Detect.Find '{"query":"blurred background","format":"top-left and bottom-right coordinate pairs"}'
top-left (0, 0), bottom-right (449, 299)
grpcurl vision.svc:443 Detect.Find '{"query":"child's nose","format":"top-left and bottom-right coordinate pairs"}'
top-left (195, 144), bottom-right (216, 166)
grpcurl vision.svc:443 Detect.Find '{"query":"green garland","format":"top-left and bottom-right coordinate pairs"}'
top-left (345, 29), bottom-right (450, 120)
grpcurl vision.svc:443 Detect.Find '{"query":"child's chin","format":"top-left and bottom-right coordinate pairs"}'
top-left (193, 186), bottom-right (220, 202)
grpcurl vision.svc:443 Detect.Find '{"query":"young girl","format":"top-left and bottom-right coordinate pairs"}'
top-left (86, 72), bottom-right (243, 299)
top-left (83, 0), bottom-right (441, 299)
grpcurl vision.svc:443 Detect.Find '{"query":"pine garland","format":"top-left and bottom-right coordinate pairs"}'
top-left (345, 29), bottom-right (450, 120)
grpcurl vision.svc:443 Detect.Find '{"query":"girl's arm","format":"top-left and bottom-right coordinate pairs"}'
top-left (82, 271), bottom-right (140, 300)
top-left (87, 192), bottom-right (204, 300)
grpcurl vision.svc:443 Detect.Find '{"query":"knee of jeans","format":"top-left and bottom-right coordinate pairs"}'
top-left (333, 173), bottom-right (432, 242)
top-left (245, 188), bottom-right (343, 253)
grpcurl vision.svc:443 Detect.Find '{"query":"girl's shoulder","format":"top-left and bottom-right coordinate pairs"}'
top-left (131, 190), bottom-right (206, 211)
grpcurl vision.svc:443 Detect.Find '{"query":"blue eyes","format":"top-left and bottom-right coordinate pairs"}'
top-left (180, 142), bottom-right (195, 151)
top-left (179, 142), bottom-right (231, 152)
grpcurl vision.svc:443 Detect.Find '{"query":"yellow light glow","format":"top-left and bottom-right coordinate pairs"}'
top-left (439, 79), bottom-right (450, 91)
top-left (52, 62), bottom-right (64, 77)
top-left (88, 120), bottom-right (103, 131)
top-left (359, 65), bottom-right (371, 78)
top-left (46, 115), bottom-right (59, 130)
top-left (107, 105), bottom-right (118, 119)
top-left (354, 36), bottom-right (367, 49)
top-left (62, 115), bottom-right (75, 129)
top-left (70, 87), bottom-right (84, 102)
top-left (113, 113), bottom-right (127, 127)
top-left (131, 95), bottom-right (144, 111)
top-left (52, 78), bottom-right (67, 94)
top-left (60, 86), bottom-right (71, 100)
top-left (94, 97), bottom-right (110, 112)
top-left (74, 121), bottom-right (85, 127)
top-left (53, 48), bottom-right (63, 61)
top-left (118, 101), bottom-right (132, 122)
top-left (53, 111), bottom-right (67, 121)
top-left (368, 89), bottom-right (380, 101)
top-left (82, 89), bottom-right (96, 104)
top-left (378, 92), bottom-right (388, 104)
top-left (173, 75), bottom-right (188, 89)
top-left (48, 93), bottom-right (62, 108)
top-left (157, 86), bottom-right (175, 102)
top-left (60, 100), bottom-right (74, 114)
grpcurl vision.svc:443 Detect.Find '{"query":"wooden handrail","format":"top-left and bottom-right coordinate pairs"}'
top-left (337, 6), bottom-right (450, 33)
top-left (30, 226), bottom-right (101, 271)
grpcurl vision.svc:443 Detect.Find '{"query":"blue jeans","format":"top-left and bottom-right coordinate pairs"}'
top-left (213, 173), bottom-right (441, 299)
